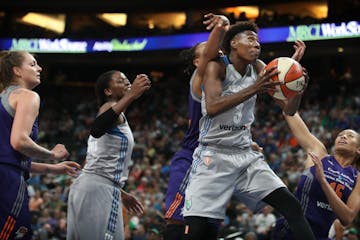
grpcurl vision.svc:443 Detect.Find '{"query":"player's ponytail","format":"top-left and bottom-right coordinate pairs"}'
top-left (179, 43), bottom-right (200, 77)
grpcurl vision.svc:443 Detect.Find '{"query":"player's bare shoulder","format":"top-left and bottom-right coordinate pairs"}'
top-left (10, 88), bottom-right (40, 105)
top-left (206, 57), bottom-right (227, 81)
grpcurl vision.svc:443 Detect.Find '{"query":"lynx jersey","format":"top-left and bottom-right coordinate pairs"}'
top-left (83, 114), bottom-right (134, 187)
top-left (199, 63), bottom-right (257, 149)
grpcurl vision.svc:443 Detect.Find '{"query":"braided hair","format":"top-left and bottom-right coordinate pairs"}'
top-left (179, 42), bottom-right (204, 77)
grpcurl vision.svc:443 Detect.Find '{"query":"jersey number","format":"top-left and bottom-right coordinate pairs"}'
top-left (329, 182), bottom-right (345, 199)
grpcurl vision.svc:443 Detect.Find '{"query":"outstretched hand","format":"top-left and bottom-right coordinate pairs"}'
top-left (121, 190), bottom-right (144, 216)
top-left (291, 40), bottom-right (306, 62)
top-left (52, 161), bottom-right (81, 176)
top-left (203, 13), bottom-right (230, 31)
top-left (309, 152), bottom-right (326, 183)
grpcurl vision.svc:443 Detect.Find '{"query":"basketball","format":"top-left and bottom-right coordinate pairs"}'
top-left (265, 57), bottom-right (305, 100)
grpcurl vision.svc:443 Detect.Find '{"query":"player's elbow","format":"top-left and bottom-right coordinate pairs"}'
top-left (340, 218), bottom-right (352, 227)
top-left (10, 135), bottom-right (28, 152)
top-left (206, 105), bottom-right (220, 117)
top-left (90, 129), bottom-right (103, 139)
top-left (340, 213), bottom-right (356, 227)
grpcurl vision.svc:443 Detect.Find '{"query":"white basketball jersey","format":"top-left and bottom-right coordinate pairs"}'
top-left (199, 63), bottom-right (257, 148)
top-left (83, 114), bottom-right (134, 187)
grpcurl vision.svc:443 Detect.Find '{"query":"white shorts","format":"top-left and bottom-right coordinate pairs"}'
top-left (183, 146), bottom-right (285, 220)
top-left (67, 173), bottom-right (124, 240)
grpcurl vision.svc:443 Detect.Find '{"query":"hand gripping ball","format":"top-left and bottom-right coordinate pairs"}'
top-left (265, 57), bottom-right (305, 100)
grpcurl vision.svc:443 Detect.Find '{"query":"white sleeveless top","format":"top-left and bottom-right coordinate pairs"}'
top-left (83, 114), bottom-right (134, 187)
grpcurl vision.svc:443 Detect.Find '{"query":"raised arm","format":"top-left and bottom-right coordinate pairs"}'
top-left (192, 13), bottom-right (230, 98)
top-left (291, 40), bottom-right (306, 62)
top-left (90, 74), bottom-right (151, 138)
top-left (282, 110), bottom-right (327, 168)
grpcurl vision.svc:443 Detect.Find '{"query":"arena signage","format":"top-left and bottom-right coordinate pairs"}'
top-left (0, 21), bottom-right (358, 53)
top-left (286, 21), bottom-right (360, 41)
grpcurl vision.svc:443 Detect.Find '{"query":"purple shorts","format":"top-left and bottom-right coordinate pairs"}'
top-left (165, 148), bottom-right (193, 221)
top-left (0, 165), bottom-right (32, 240)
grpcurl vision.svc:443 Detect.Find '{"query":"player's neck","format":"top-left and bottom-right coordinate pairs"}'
top-left (229, 54), bottom-right (250, 75)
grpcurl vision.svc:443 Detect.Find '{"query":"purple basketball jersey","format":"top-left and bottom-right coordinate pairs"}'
top-left (273, 155), bottom-right (358, 239)
top-left (180, 92), bottom-right (201, 151)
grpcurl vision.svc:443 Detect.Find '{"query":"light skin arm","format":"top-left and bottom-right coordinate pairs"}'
top-left (283, 112), bottom-right (327, 168)
top-left (309, 152), bottom-right (360, 226)
top-left (10, 89), bottom-right (69, 161)
top-left (332, 219), bottom-right (344, 240)
top-left (31, 161), bottom-right (80, 175)
top-left (192, 13), bottom-right (230, 98)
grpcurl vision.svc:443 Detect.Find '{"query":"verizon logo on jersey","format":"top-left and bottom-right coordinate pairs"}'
top-left (219, 124), bottom-right (246, 131)
top-left (316, 201), bottom-right (333, 211)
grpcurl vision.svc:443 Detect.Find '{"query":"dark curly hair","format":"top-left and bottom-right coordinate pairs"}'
top-left (222, 21), bottom-right (259, 55)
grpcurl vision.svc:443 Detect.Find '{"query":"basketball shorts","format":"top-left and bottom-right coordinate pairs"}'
top-left (183, 146), bottom-right (285, 220)
top-left (67, 172), bottom-right (124, 240)
top-left (165, 148), bottom-right (193, 221)
top-left (0, 165), bottom-right (32, 240)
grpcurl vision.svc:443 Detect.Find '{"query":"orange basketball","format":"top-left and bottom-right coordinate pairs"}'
top-left (265, 57), bottom-right (305, 100)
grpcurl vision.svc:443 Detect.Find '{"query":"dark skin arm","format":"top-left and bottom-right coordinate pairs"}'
top-left (192, 13), bottom-right (230, 98)
top-left (204, 60), bottom-right (278, 117)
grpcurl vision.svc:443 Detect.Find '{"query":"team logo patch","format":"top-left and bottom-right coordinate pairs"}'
top-left (185, 198), bottom-right (192, 210)
top-left (203, 156), bottom-right (211, 166)
top-left (14, 226), bottom-right (28, 239)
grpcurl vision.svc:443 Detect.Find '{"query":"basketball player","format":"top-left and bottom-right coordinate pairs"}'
top-left (182, 22), bottom-right (316, 240)
top-left (0, 50), bottom-right (81, 240)
top-left (163, 13), bottom-right (231, 240)
top-left (272, 92), bottom-right (360, 239)
top-left (66, 70), bottom-right (150, 240)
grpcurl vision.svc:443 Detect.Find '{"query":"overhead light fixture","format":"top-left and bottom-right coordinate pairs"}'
top-left (223, 6), bottom-right (259, 19)
top-left (97, 13), bottom-right (127, 27)
top-left (19, 13), bottom-right (65, 34)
